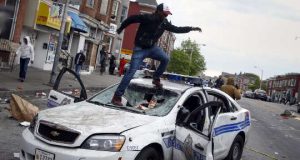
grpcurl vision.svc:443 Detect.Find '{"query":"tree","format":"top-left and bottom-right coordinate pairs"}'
top-left (167, 39), bottom-right (206, 76)
top-left (243, 73), bottom-right (261, 91)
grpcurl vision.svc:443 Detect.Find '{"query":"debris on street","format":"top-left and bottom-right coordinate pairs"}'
top-left (280, 109), bottom-right (296, 118)
top-left (13, 153), bottom-right (20, 158)
top-left (19, 121), bottom-right (30, 127)
top-left (7, 94), bottom-right (39, 122)
top-left (35, 91), bottom-right (47, 98)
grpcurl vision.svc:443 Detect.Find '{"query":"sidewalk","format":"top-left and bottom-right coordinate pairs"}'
top-left (0, 67), bottom-right (122, 97)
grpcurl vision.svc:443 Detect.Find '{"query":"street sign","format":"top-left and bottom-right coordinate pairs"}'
top-left (69, 0), bottom-right (82, 5)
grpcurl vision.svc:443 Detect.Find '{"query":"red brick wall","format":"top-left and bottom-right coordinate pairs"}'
top-left (80, 0), bottom-right (99, 18)
top-left (0, 0), bottom-right (5, 5)
top-left (122, 2), bottom-right (140, 51)
top-left (13, 0), bottom-right (28, 43)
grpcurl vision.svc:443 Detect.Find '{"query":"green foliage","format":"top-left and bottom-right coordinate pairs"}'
top-left (167, 39), bottom-right (206, 76)
top-left (243, 73), bottom-right (262, 91)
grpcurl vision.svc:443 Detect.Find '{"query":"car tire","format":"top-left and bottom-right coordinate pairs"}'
top-left (135, 147), bottom-right (162, 160)
top-left (225, 135), bottom-right (244, 160)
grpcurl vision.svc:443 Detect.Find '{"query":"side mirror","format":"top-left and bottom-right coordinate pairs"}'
top-left (176, 106), bottom-right (190, 126)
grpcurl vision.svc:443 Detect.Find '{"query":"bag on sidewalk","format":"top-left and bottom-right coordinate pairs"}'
top-left (8, 94), bottom-right (39, 122)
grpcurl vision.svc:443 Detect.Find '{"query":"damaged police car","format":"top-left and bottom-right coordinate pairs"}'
top-left (20, 68), bottom-right (251, 160)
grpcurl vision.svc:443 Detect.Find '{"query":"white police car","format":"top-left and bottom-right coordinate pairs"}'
top-left (20, 68), bottom-right (251, 160)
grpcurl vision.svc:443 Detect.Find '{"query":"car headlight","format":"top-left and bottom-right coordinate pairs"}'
top-left (29, 114), bottom-right (38, 134)
top-left (82, 135), bottom-right (125, 152)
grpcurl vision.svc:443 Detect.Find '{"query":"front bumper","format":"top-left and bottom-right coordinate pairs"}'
top-left (20, 128), bottom-right (139, 160)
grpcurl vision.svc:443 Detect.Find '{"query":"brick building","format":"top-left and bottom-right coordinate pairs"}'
top-left (266, 73), bottom-right (300, 102)
top-left (0, 0), bottom-right (28, 70)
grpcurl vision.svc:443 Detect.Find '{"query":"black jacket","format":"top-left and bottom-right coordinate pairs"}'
top-left (118, 13), bottom-right (193, 49)
top-left (75, 52), bottom-right (85, 65)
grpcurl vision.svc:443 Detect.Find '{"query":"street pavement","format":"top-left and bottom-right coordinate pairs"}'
top-left (240, 98), bottom-right (300, 160)
top-left (0, 91), bottom-right (299, 159)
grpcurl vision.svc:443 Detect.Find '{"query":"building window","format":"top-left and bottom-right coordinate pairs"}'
top-left (100, 0), bottom-right (109, 15)
top-left (111, 0), bottom-right (119, 20)
top-left (0, 0), bottom-right (19, 40)
top-left (120, 6), bottom-right (127, 23)
top-left (86, 0), bottom-right (94, 8)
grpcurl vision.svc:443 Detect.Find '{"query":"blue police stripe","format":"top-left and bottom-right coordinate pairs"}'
top-left (214, 118), bottom-right (250, 136)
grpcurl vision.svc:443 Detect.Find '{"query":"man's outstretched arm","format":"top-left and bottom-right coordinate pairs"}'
top-left (165, 21), bottom-right (202, 33)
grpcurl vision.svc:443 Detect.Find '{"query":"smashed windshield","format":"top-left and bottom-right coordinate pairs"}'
top-left (89, 83), bottom-right (181, 116)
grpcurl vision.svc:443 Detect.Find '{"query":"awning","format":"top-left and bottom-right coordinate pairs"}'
top-left (68, 11), bottom-right (88, 33)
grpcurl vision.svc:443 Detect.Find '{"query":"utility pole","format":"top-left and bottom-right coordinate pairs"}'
top-left (49, 0), bottom-right (70, 85)
top-left (254, 66), bottom-right (263, 89)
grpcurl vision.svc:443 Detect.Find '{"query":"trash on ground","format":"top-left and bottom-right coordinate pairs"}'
top-left (20, 121), bottom-right (30, 127)
top-left (35, 91), bottom-right (47, 97)
top-left (280, 109), bottom-right (295, 117)
top-left (8, 94), bottom-right (39, 122)
top-left (13, 153), bottom-right (20, 158)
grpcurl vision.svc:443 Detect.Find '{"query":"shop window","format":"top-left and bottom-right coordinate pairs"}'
top-left (99, 0), bottom-right (109, 15)
top-left (86, 0), bottom-right (94, 8)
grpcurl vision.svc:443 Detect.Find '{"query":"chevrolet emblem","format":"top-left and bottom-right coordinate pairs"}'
top-left (50, 131), bottom-right (60, 137)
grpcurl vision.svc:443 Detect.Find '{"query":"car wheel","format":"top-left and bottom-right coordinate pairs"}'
top-left (225, 135), bottom-right (244, 160)
top-left (135, 147), bottom-right (162, 160)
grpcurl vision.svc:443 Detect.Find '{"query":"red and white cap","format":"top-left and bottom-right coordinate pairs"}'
top-left (156, 3), bottom-right (172, 15)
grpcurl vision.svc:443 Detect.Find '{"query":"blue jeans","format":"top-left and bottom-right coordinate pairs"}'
top-left (19, 58), bottom-right (30, 80)
top-left (75, 64), bottom-right (82, 77)
top-left (115, 46), bottom-right (169, 96)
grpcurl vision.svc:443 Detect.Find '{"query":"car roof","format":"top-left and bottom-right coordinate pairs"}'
top-left (130, 78), bottom-right (193, 93)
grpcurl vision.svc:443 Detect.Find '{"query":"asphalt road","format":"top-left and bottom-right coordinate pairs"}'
top-left (240, 98), bottom-right (300, 160)
top-left (0, 94), bottom-right (299, 160)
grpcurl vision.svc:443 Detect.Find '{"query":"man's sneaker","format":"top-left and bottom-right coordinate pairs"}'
top-left (152, 79), bottom-right (163, 89)
top-left (111, 95), bottom-right (123, 106)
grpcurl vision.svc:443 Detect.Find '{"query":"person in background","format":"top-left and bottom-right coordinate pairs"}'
top-left (99, 47), bottom-right (107, 75)
top-left (221, 77), bottom-right (241, 100)
top-left (109, 54), bottom-right (116, 75)
top-left (74, 50), bottom-right (85, 77)
top-left (16, 36), bottom-right (34, 82)
top-left (119, 57), bottom-right (126, 76)
top-left (215, 76), bottom-right (224, 89)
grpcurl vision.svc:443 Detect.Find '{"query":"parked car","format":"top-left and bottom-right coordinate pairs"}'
top-left (253, 89), bottom-right (268, 101)
top-left (243, 90), bottom-right (254, 99)
top-left (297, 102), bottom-right (300, 113)
top-left (20, 68), bottom-right (251, 160)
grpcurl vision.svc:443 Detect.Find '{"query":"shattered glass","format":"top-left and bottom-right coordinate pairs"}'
top-left (89, 83), bottom-right (181, 117)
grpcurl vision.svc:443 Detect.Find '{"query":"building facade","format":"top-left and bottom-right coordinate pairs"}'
top-left (0, 0), bottom-right (28, 70)
top-left (266, 73), bottom-right (300, 102)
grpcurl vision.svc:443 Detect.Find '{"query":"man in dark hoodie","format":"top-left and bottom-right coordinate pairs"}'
top-left (111, 3), bottom-right (202, 106)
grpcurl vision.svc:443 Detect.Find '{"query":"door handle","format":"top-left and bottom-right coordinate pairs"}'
top-left (230, 116), bottom-right (237, 120)
top-left (50, 95), bottom-right (58, 100)
top-left (195, 143), bottom-right (204, 151)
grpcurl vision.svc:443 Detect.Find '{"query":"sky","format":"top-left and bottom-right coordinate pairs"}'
top-left (156, 0), bottom-right (300, 79)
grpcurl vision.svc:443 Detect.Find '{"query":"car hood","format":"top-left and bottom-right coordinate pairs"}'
top-left (37, 102), bottom-right (158, 146)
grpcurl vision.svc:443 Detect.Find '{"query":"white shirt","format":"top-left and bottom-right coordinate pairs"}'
top-left (17, 44), bottom-right (34, 61)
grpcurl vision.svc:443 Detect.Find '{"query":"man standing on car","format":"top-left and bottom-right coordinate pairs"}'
top-left (74, 50), bottom-right (85, 77)
top-left (111, 3), bottom-right (202, 106)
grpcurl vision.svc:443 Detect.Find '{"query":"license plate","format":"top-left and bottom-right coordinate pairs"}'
top-left (35, 149), bottom-right (55, 160)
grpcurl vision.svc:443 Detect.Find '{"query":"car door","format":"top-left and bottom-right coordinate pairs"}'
top-left (207, 90), bottom-right (245, 159)
top-left (173, 101), bottom-right (222, 160)
top-left (47, 67), bottom-right (87, 107)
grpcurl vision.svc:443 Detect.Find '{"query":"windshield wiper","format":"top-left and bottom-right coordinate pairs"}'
top-left (86, 100), bottom-right (105, 106)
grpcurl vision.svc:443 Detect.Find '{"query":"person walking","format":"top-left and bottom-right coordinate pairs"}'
top-left (74, 50), bottom-right (85, 77)
top-left (119, 57), bottom-right (126, 76)
top-left (221, 77), bottom-right (241, 100)
top-left (215, 76), bottom-right (224, 89)
top-left (99, 47), bottom-right (107, 75)
top-left (16, 36), bottom-right (34, 82)
top-left (111, 3), bottom-right (202, 106)
top-left (109, 54), bottom-right (116, 75)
